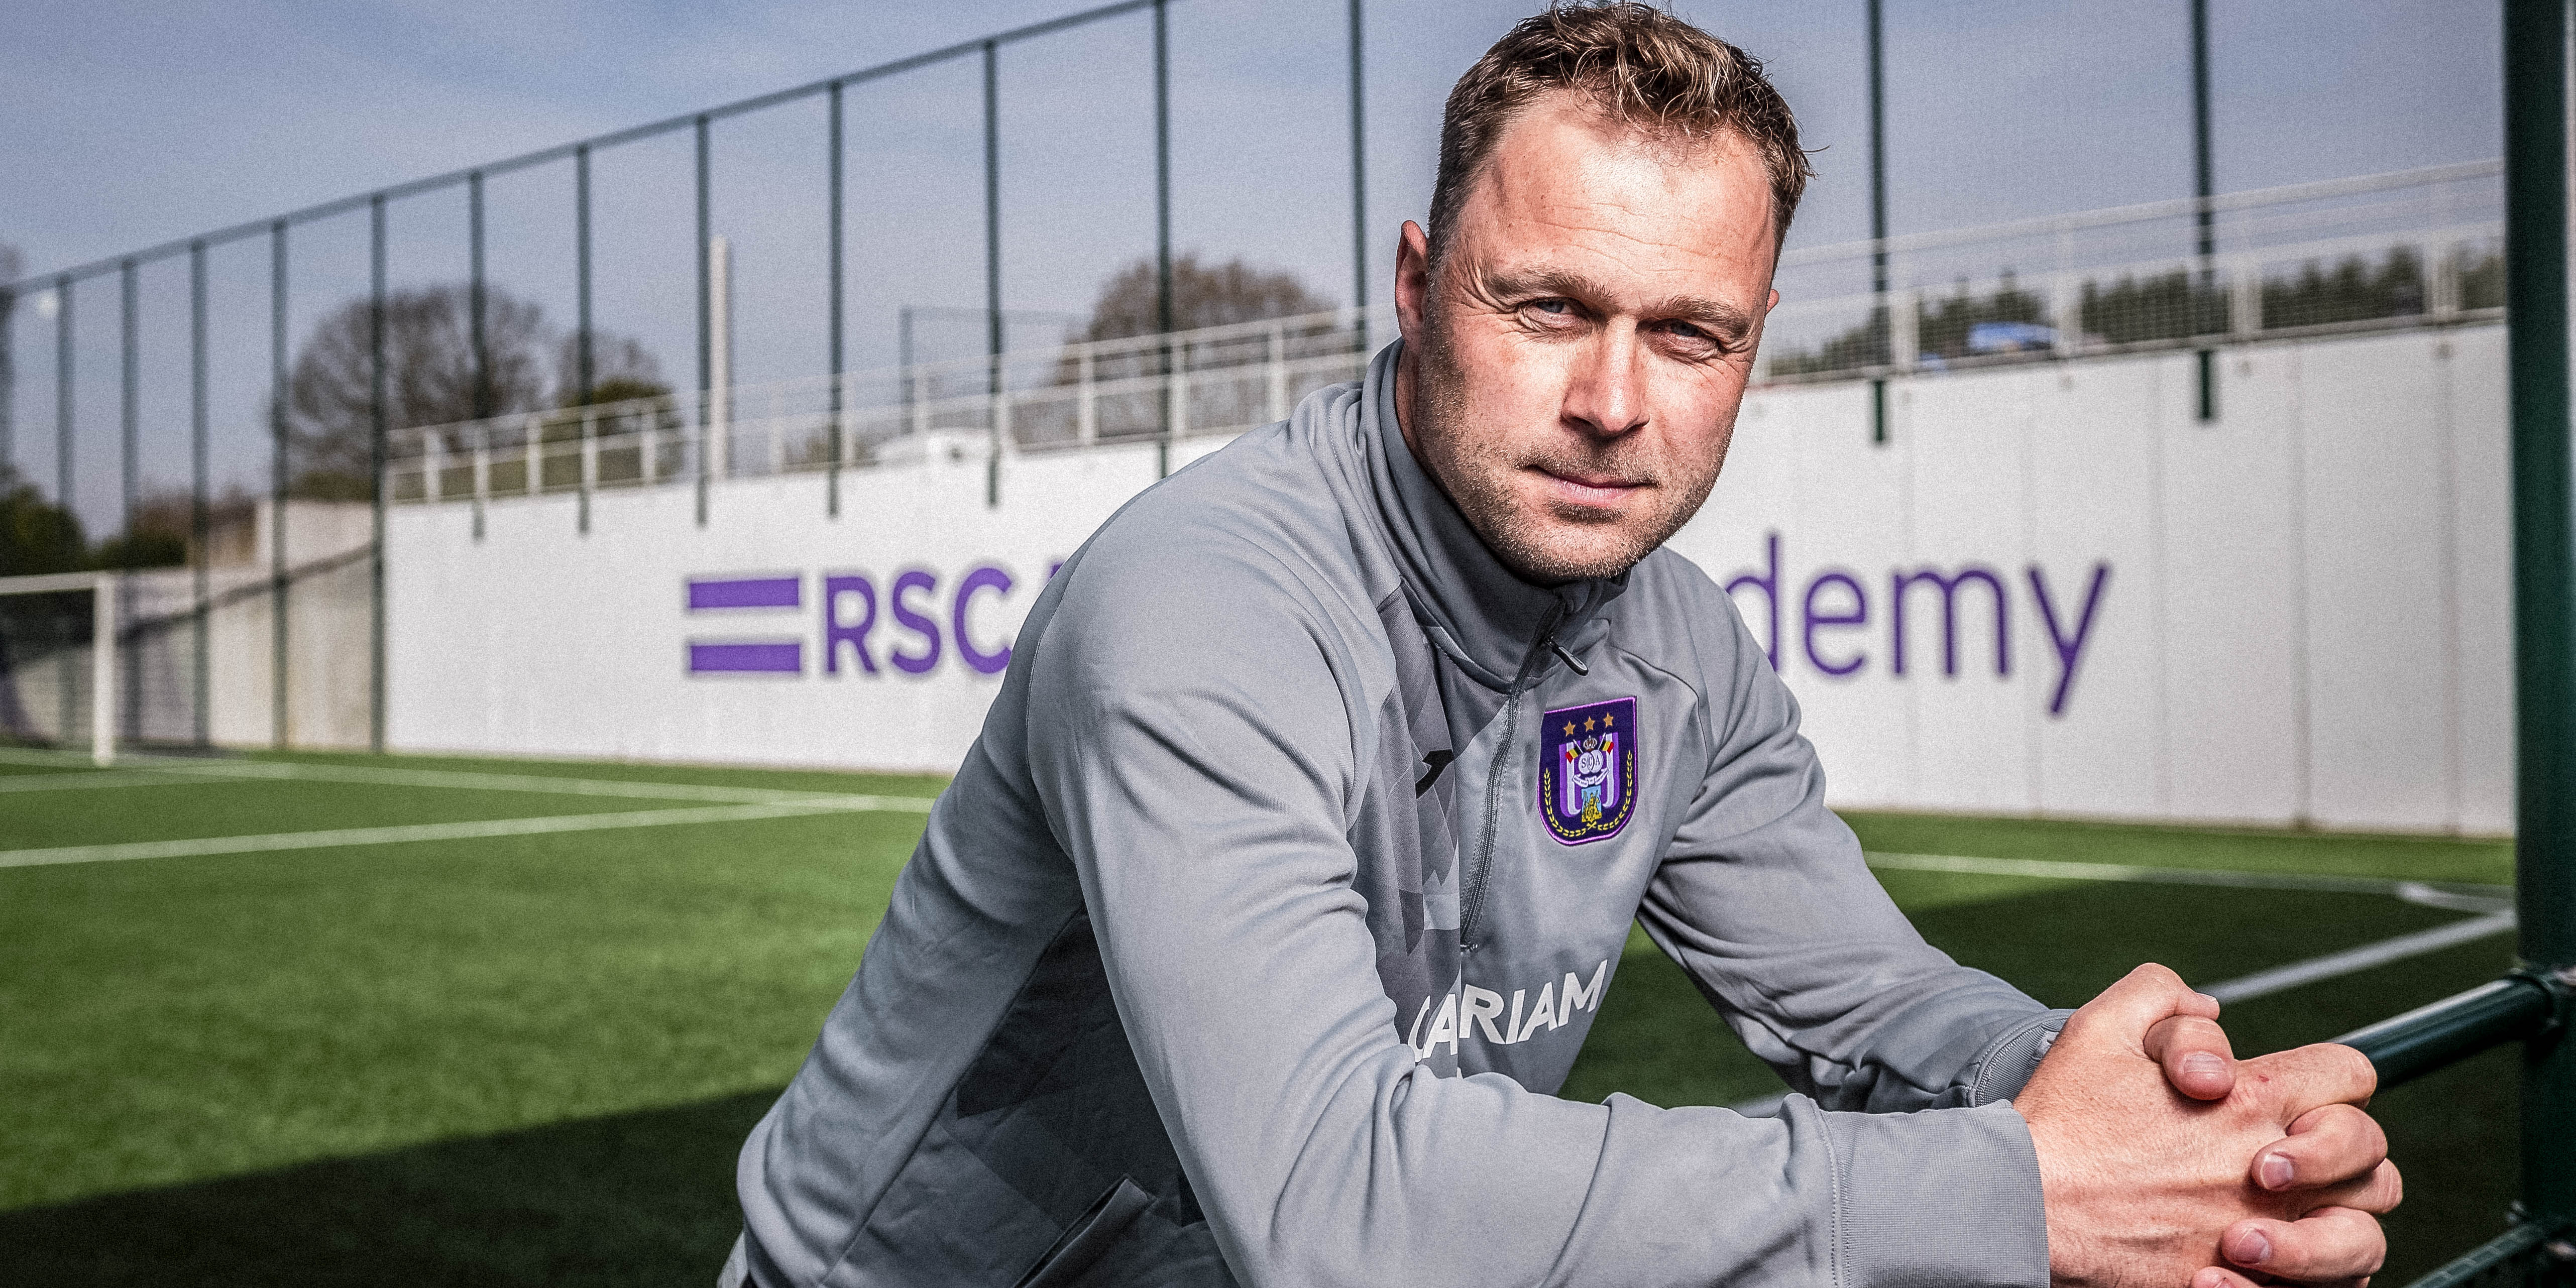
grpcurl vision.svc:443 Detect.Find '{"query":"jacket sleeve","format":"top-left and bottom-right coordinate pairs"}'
top-left (1639, 580), bottom-right (2070, 1109)
top-left (1020, 533), bottom-right (2055, 1288)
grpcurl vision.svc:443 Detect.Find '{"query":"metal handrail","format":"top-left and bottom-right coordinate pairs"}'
top-left (2338, 970), bottom-right (2567, 1090)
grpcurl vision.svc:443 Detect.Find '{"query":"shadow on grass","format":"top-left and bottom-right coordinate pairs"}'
top-left (0, 1089), bottom-right (776, 1287)
top-left (6, 881), bottom-right (2528, 1286)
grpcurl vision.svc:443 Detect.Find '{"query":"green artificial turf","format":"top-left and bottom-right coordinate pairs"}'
top-left (0, 757), bottom-right (2533, 1285)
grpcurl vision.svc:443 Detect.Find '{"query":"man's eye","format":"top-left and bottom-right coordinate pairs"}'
top-left (1527, 299), bottom-right (1572, 316)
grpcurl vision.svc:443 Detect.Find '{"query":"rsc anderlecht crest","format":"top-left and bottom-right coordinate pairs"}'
top-left (1538, 696), bottom-right (1637, 846)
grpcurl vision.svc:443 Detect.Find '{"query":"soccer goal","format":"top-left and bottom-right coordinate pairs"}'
top-left (0, 570), bottom-right (118, 766)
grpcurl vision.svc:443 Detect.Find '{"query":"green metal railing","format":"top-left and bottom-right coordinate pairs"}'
top-left (2371, 3), bottom-right (2576, 1282)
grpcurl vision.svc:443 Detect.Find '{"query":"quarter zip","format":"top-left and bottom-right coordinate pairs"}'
top-left (1458, 602), bottom-right (1565, 952)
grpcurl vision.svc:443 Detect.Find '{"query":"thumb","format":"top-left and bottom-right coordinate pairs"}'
top-left (2062, 963), bottom-right (2219, 1049)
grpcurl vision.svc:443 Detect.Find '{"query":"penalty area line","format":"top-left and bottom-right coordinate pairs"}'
top-left (0, 796), bottom-right (933, 871)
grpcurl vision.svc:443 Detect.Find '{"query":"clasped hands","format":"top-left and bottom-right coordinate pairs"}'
top-left (2018, 965), bottom-right (2404, 1288)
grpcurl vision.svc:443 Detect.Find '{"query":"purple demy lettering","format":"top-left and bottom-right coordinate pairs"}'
top-left (823, 574), bottom-right (879, 675)
top-left (1891, 565), bottom-right (2009, 677)
top-left (2029, 562), bottom-right (2112, 717)
top-left (1802, 570), bottom-right (1868, 677)
top-left (1723, 531), bottom-right (1782, 673)
top-left (952, 565), bottom-right (1015, 676)
top-left (889, 570), bottom-right (943, 675)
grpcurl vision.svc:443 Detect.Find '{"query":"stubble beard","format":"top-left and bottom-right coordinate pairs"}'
top-left (1409, 321), bottom-right (1724, 586)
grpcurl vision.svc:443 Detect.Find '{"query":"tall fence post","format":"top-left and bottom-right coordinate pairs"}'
top-left (2503, 0), bottom-right (2576, 1241)
top-left (269, 222), bottom-right (289, 748)
top-left (695, 113), bottom-right (712, 528)
top-left (827, 79), bottom-right (845, 519)
top-left (190, 240), bottom-right (210, 747)
top-left (983, 38), bottom-right (1005, 508)
top-left (368, 192), bottom-right (387, 755)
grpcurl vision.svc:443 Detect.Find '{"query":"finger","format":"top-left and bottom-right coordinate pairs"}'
top-left (2243, 1042), bottom-right (2378, 1115)
top-left (2292, 1160), bottom-right (2404, 1217)
top-left (2252, 1104), bottom-right (2388, 1191)
top-left (2061, 963), bottom-right (2220, 1046)
top-left (2223, 1206), bottom-right (2387, 1282)
top-left (2147, 1013), bottom-right (2237, 1100)
top-left (2192, 1267), bottom-right (2263, 1288)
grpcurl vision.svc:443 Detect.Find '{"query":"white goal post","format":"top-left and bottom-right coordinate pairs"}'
top-left (0, 570), bottom-right (118, 766)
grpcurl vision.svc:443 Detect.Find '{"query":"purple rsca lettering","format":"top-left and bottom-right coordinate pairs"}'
top-left (688, 642), bottom-right (802, 674)
top-left (2028, 562), bottom-right (2112, 717)
top-left (1891, 565), bottom-right (2010, 677)
top-left (1723, 531), bottom-right (1782, 673)
top-left (952, 565), bottom-right (1015, 676)
top-left (688, 576), bottom-right (800, 611)
top-left (889, 570), bottom-right (943, 675)
top-left (823, 574), bottom-right (879, 675)
top-left (1802, 570), bottom-right (1868, 677)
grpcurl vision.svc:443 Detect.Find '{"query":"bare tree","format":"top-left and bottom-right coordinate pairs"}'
top-left (285, 285), bottom-right (551, 497)
top-left (1082, 254), bottom-right (1332, 341)
top-left (285, 284), bottom-right (666, 497)
top-left (553, 331), bottom-right (670, 408)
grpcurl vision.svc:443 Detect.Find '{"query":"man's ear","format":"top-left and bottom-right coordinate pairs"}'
top-left (1766, 287), bottom-right (1779, 314)
top-left (1394, 221), bottom-right (1433, 340)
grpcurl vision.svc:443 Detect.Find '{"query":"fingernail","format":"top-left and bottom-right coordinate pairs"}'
top-left (2229, 1229), bottom-right (2272, 1266)
top-left (2183, 1052), bottom-right (2227, 1079)
top-left (2257, 1151), bottom-right (2295, 1190)
top-left (2196, 992), bottom-right (2220, 1008)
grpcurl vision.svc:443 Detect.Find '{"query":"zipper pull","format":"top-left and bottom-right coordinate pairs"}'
top-left (1550, 639), bottom-right (1589, 676)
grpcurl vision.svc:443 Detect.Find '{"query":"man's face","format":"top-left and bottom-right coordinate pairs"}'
top-left (1394, 91), bottom-right (1780, 584)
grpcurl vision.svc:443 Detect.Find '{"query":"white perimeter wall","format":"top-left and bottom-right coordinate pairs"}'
top-left (389, 327), bottom-right (2511, 834)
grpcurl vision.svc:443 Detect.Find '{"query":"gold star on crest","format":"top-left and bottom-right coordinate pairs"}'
top-left (1562, 722), bottom-right (1576, 736)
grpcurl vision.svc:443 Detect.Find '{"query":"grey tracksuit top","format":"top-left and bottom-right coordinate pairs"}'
top-left (733, 341), bottom-right (2068, 1288)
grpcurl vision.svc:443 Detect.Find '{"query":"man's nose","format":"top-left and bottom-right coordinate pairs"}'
top-left (1561, 324), bottom-right (1650, 439)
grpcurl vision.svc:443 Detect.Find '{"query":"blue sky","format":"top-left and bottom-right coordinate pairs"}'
top-left (0, 0), bottom-right (2504, 527)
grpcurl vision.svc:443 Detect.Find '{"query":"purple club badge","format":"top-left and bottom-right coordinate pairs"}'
top-left (1538, 696), bottom-right (1637, 846)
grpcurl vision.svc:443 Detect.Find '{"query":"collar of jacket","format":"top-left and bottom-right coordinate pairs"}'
top-left (1355, 338), bottom-right (1628, 694)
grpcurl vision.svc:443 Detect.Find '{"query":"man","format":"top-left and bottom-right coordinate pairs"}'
top-left (728, 7), bottom-right (2400, 1285)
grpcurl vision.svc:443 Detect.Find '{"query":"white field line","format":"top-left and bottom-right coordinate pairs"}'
top-left (0, 769), bottom-right (196, 793)
top-left (2202, 910), bottom-right (2519, 1004)
top-left (1725, 861), bottom-right (2521, 1116)
top-left (0, 796), bottom-right (932, 870)
top-left (0, 746), bottom-right (913, 806)
top-left (1864, 850), bottom-right (2509, 901)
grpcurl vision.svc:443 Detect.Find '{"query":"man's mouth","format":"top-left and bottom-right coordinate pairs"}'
top-left (1534, 466), bottom-right (1645, 508)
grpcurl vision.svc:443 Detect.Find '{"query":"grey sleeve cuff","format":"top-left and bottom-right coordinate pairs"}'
top-left (1963, 1008), bottom-right (2072, 1106)
top-left (1807, 1097), bottom-right (2051, 1288)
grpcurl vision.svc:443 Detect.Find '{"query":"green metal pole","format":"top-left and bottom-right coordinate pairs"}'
top-left (190, 240), bottom-right (208, 747)
top-left (695, 114), bottom-right (712, 529)
top-left (269, 221), bottom-right (288, 750)
top-left (984, 38), bottom-right (1003, 507)
top-left (469, 172), bottom-right (488, 544)
top-left (56, 274), bottom-right (74, 745)
top-left (577, 145), bottom-right (594, 406)
top-left (2504, 0), bottom-right (2576, 1238)
top-left (827, 80), bottom-right (844, 520)
top-left (368, 193), bottom-right (386, 755)
top-left (1155, 1), bottom-right (1174, 479)
top-left (1866, 0), bottom-right (1888, 446)
top-left (119, 259), bottom-right (137, 742)
top-left (2191, 0), bottom-right (2218, 422)
top-left (1349, 0), bottom-right (1367, 355)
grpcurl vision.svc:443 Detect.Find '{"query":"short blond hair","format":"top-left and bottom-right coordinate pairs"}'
top-left (1429, 3), bottom-right (1811, 261)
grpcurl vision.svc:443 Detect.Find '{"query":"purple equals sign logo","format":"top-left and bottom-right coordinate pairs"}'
top-left (686, 575), bottom-right (804, 675)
